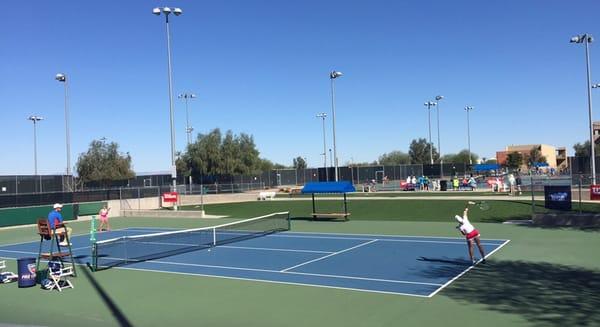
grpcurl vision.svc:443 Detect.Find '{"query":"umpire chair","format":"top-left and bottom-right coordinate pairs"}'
top-left (36, 219), bottom-right (77, 277)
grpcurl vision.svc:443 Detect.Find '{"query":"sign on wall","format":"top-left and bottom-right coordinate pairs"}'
top-left (544, 185), bottom-right (571, 211)
top-left (590, 185), bottom-right (600, 201)
top-left (162, 192), bottom-right (178, 203)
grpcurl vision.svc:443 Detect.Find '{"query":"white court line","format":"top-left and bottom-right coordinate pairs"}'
top-left (0, 230), bottom-right (95, 248)
top-left (280, 239), bottom-right (378, 272)
top-left (96, 243), bottom-right (332, 256)
top-left (284, 270), bottom-right (442, 286)
top-left (114, 228), bottom-right (508, 244)
top-left (112, 265), bottom-right (431, 298)
top-left (150, 260), bottom-right (279, 273)
top-left (0, 245), bottom-right (90, 255)
top-left (427, 239), bottom-right (511, 298)
top-left (0, 249), bottom-right (37, 255)
top-left (272, 234), bottom-right (500, 246)
top-left (147, 259), bottom-right (442, 286)
top-left (220, 245), bottom-right (333, 254)
top-left (282, 230), bottom-right (509, 242)
top-left (268, 232), bottom-right (505, 245)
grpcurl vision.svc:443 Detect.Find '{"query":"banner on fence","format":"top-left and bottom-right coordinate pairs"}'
top-left (544, 185), bottom-right (571, 210)
top-left (162, 192), bottom-right (178, 203)
top-left (590, 185), bottom-right (600, 201)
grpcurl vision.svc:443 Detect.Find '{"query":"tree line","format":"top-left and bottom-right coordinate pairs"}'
top-left (377, 138), bottom-right (480, 165)
top-left (75, 132), bottom-right (589, 186)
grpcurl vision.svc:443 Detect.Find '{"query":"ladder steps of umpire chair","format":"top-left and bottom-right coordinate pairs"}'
top-left (40, 252), bottom-right (72, 259)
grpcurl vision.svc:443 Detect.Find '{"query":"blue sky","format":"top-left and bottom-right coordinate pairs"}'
top-left (1, 0), bottom-right (599, 175)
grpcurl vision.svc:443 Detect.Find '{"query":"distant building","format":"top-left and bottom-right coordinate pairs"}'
top-left (496, 144), bottom-right (567, 171)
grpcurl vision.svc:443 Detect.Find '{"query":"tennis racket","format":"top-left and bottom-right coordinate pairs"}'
top-left (468, 201), bottom-right (490, 211)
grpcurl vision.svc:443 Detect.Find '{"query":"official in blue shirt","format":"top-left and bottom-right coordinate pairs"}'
top-left (48, 203), bottom-right (72, 246)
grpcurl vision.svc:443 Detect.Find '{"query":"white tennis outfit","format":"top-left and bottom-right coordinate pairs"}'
top-left (455, 214), bottom-right (475, 234)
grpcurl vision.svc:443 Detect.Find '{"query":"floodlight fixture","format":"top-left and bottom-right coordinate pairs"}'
top-left (330, 71), bottom-right (343, 79)
top-left (329, 70), bottom-right (343, 181)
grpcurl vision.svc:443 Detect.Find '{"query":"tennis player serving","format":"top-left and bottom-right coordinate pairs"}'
top-left (455, 201), bottom-right (486, 265)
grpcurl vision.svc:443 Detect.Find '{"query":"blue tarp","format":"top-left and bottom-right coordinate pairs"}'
top-left (473, 164), bottom-right (500, 171)
top-left (301, 181), bottom-right (356, 194)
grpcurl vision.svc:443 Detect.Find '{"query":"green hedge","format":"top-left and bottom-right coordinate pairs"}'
top-left (78, 201), bottom-right (107, 217)
top-left (0, 201), bottom-right (106, 228)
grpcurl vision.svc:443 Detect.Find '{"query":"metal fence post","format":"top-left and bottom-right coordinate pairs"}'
top-left (530, 172), bottom-right (535, 215)
top-left (138, 187), bottom-right (141, 210)
top-left (579, 174), bottom-right (583, 214)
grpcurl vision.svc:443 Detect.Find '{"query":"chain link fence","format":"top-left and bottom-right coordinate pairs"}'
top-left (0, 182), bottom-right (266, 209)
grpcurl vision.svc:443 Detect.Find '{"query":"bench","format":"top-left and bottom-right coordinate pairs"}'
top-left (311, 212), bottom-right (351, 221)
top-left (258, 191), bottom-right (276, 200)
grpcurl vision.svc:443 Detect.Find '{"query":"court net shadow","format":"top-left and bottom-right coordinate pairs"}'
top-left (73, 258), bottom-right (133, 327)
top-left (432, 260), bottom-right (600, 326)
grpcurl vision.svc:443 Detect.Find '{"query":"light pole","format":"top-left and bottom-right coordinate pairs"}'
top-left (28, 115), bottom-right (44, 192)
top-left (571, 34), bottom-right (595, 184)
top-left (316, 113), bottom-right (328, 181)
top-left (435, 95), bottom-right (444, 177)
top-left (329, 148), bottom-right (333, 168)
top-left (178, 93), bottom-right (196, 145)
top-left (303, 157), bottom-right (308, 184)
top-left (179, 92), bottom-right (196, 194)
top-left (329, 70), bottom-right (343, 181)
top-left (465, 106), bottom-right (474, 165)
top-left (154, 6), bottom-right (183, 209)
top-left (424, 101), bottom-right (437, 164)
top-left (55, 73), bottom-right (72, 191)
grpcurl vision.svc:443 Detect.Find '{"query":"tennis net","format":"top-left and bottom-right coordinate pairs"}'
top-left (91, 211), bottom-right (290, 270)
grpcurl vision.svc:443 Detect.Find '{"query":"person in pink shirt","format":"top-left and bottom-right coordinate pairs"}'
top-left (98, 205), bottom-right (111, 232)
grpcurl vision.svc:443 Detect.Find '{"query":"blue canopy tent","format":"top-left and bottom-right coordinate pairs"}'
top-left (473, 164), bottom-right (500, 172)
top-left (301, 182), bottom-right (356, 221)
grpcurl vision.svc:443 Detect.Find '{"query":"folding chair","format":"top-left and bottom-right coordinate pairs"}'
top-left (44, 260), bottom-right (74, 292)
top-left (0, 260), bottom-right (18, 284)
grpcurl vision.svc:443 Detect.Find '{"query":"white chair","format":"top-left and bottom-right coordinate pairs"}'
top-left (0, 260), bottom-right (17, 284)
top-left (258, 191), bottom-right (276, 200)
top-left (46, 262), bottom-right (74, 292)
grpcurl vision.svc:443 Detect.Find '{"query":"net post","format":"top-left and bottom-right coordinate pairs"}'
top-left (287, 211), bottom-right (291, 230)
top-left (90, 215), bottom-right (96, 242)
top-left (212, 227), bottom-right (217, 246)
top-left (91, 243), bottom-right (97, 271)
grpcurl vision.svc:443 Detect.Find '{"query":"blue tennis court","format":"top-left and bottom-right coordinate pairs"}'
top-left (0, 227), bottom-right (509, 297)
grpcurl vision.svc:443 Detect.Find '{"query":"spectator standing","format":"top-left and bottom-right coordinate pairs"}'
top-left (516, 174), bottom-right (522, 195)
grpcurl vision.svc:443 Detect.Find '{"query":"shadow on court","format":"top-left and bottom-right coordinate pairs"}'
top-left (416, 256), bottom-right (473, 280)
top-left (73, 258), bottom-right (133, 327)
top-left (438, 260), bottom-right (600, 326)
top-left (519, 224), bottom-right (600, 233)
